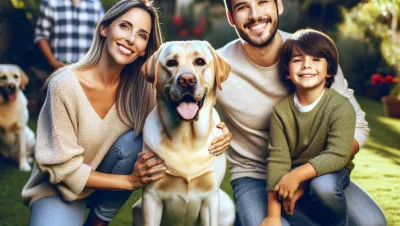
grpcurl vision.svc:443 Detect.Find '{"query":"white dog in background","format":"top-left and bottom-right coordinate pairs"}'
top-left (0, 64), bottom-right (35, 171)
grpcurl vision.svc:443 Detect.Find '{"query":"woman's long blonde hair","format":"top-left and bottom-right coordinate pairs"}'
top-left (45, 0), bottom-right (162, 136)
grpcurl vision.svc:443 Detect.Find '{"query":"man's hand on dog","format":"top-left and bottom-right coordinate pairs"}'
top-left (209, 122), bottom-right (232, 156)
top-left (128, 152), bottom-right (167, 190)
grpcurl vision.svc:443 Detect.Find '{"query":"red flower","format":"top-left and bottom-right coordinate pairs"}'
top-left (384, 75), bottom-right (396, 84)
top-left (371, 73), bottom-right (384, 85)
top-left (178, 28), bottom-right (189, 37)
top-left (198, 17), bottom-right (207, 27)
top-left (173, 15), bottom-right (184, 26)
top-left (192, 26), bottom-right (205, 37)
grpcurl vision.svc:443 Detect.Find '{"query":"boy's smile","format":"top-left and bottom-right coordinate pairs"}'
top-left (287, 48), bottom-right (331, 91)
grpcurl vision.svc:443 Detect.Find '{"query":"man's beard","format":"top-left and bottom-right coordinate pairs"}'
top-left (236, 14), bottom-right (279, 48)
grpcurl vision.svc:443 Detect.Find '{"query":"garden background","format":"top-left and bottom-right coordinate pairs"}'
top-left (0, 0), bottom-right (399, 225)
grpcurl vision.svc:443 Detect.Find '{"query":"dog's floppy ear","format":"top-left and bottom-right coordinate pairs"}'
top-left (140, 48), bottom-right (162, 89)
top-left (207, 43), bottom-right (231, 91)
top-left (16, 65), bottom-right (29, 90)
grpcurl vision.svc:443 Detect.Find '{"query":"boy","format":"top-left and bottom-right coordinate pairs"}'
top-left (263, 29), bottom-right (356, 226)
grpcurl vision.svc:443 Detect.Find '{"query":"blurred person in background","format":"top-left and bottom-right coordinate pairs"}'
top-left (31, 0), bottom-right (104, 114)
top-left (34, 0), bottom-right (104, 71)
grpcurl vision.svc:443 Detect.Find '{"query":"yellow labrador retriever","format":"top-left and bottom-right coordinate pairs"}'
top-left (132, 41), bottom-right (235, 226)
top-left (0, 64), bottom-right (35, 171)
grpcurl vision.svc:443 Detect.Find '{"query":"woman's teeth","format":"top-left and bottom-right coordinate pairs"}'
top-left (118, 45), bottom-right (132, 55)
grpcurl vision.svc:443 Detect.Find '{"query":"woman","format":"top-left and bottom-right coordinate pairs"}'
top-left (22, 1), bottom-right (232, 225)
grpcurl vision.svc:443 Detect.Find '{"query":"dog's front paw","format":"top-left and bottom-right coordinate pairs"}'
top-left (19, 162), bottom-right (32, 172)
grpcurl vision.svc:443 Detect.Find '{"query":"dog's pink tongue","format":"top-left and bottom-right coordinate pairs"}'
top-left (8, 93), bottom-right (17, 101)
top-left (177, 102), bottom-right (199, 120)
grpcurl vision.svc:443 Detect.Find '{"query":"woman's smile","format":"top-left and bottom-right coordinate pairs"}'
top-left (117, 43), bottom-right (134, 56)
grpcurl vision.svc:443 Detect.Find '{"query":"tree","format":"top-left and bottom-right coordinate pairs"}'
top-left (279, 0), bottom-right (363, 38)
top-left (342, 0), bottom-right (400, 94)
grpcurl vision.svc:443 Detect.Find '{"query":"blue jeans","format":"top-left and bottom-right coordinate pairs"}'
top-left (231, 177), bottom-right (291, 226)
top-left (29, 130), bottom-right (142, 226)
top-left (231, 172), bottom-right (386, 226)
top-left (284, 168), bottom-right (350, 226)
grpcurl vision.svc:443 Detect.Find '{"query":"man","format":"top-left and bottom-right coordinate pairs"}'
top-left (34, 0), bottom-right (104, 70)
top-left (216, 0), bottom-right (387, 225)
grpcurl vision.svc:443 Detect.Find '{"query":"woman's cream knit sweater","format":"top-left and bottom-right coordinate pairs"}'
top-left (22, 70), bottom-right (130, 206)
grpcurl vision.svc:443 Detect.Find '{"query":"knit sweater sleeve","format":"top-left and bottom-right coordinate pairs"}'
top-left (330, 67), bottom-right (369, 147)
top-left (308, 99), bottom-right (356, 176)
top-left (266, 108), bottom-right (291, 192)
top-left (35, 77), bottom-right (92, 201)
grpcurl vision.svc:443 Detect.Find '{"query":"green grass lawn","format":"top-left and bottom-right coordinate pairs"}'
top-left (0, 96), bottom-right (399, 226)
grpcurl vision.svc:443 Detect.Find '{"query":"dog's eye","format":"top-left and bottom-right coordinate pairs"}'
top-left (166, 59), bottom-right (179, 67)
top-left (13, 74), bottom-right (19, 79)
top-left (194, 58), bottom-right (206, 66)
top-left (0, 75), bottom-right (6, 80)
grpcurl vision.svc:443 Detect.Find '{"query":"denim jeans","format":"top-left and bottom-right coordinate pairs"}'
top-left (29, 130), bottom-right (142, 226)
top-left (231, 170), bottom-right (387, 226)
top-left (231, 177), bottom-right (292, 226)
top-left (284, 168), bottom-right (350, 226)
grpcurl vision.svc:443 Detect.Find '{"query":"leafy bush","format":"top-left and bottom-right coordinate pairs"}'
top-left (0, 0), bottom-right (36, 66)
top-left (335, 37), bottom-right (384, 94)
top-left (158, 0), bottom-right (237, 49)
top-left (338, 0), bottom-right (399, 96)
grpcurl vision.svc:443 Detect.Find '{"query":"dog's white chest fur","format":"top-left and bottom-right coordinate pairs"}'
top-left (141, 107), bottom-right (226, 226)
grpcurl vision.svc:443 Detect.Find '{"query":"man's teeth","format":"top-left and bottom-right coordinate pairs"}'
top-left (118, 45), bottom-right (132, 55)
top-left (250, 22), bottom-right (266, 30)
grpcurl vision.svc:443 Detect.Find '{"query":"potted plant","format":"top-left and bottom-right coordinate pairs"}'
top-left (375, 74), bottom-right (400, 118)
top-left (365, 73), bottom-right (392, 100)
top-left (342, 1), bottom-right (399, 118)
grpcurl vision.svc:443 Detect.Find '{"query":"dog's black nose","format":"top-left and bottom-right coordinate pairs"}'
top-left (8, 83), bottom-right (16, 90)
top-left (178, 73), bottom-right (196, 88)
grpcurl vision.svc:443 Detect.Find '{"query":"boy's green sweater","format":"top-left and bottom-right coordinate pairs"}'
top-left (266, 88), bottom-right (356, 192)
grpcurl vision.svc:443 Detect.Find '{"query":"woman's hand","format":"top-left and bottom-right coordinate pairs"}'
top-left (128, 152), bottom-right (166, 190)
top-left (209, 122), bottom-right (233, 156)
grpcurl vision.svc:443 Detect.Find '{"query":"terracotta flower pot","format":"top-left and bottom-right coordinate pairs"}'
top-left (381, 95), bottom-right (400, 119)
top-left (365, 84), bottom-right (391, 100)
